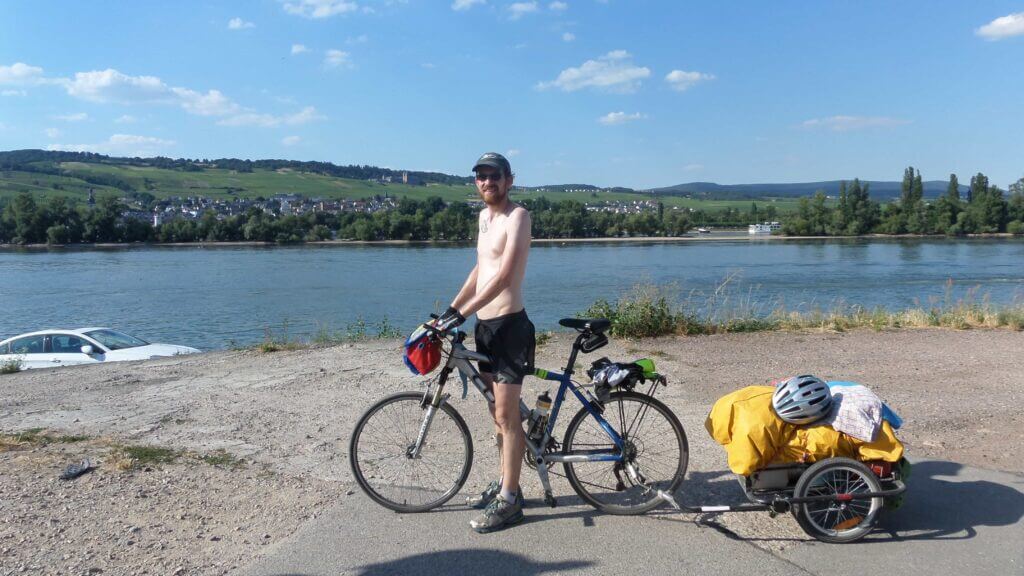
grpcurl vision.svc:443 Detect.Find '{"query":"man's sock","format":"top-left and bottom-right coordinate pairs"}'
top-left (500, 487), bottom-right (516, 503)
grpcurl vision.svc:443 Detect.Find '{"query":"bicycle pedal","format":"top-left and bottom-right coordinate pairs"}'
top-left (544, 492), bottom-right (557, 508)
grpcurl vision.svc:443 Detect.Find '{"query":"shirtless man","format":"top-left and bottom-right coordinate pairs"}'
top-left (432, 152), bottom-right (534, 533)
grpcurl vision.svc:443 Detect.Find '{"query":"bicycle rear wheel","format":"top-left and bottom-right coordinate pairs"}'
top-left (349, 391), bottom-right (473, 513)
top-left (562, 391), bottom-right (688, 515)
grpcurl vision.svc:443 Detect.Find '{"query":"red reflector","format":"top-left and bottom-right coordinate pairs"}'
top-left (836, 493), bottom-right (853, 502)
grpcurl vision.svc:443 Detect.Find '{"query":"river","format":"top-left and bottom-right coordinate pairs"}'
top-left (2, 237), bottom-right (1022, 350)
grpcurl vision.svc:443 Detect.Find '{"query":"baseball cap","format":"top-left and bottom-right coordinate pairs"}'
top-left (472, 152), bottom-right (511, 176)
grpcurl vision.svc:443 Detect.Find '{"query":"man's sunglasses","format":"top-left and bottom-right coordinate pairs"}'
top-left (475, 172), bottom-right (504, 182)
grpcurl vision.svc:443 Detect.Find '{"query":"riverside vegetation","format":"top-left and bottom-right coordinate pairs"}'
top-left (782, 169), bottom-right (1024, 236)
top-left (583, 281), bottom-right (1024, 338)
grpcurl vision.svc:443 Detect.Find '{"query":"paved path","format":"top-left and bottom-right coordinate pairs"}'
top-left (239, 459), bottom-right (1023, 576)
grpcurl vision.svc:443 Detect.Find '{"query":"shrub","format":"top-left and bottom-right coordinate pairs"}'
top-left (0, 357), bottom-right (22, 374)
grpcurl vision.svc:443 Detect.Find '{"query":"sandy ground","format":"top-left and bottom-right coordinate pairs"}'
top-left (2, 328), bottom-right (1023, 575)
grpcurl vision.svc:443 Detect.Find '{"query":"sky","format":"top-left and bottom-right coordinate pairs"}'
top-left (1, 1), bottom-right (1023, 189)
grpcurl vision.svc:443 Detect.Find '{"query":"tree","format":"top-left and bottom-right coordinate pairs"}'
top-left (946, 174), bottom-right (960, 202)
top-left (968, 173), bottom-right (989, 204)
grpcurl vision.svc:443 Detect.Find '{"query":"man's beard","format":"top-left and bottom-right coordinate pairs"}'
top-left (479, 186), bottom-right (507, 206)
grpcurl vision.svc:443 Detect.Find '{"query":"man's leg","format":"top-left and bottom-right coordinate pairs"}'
top-left (482, 373), bottom-right (504, 473)
top-left (467, 373), bottom-right (506, 509)
top-left (493, 382), bottom-right (525, 496)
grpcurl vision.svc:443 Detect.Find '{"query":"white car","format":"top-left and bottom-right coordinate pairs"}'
top-left (0, 328), bottom-right (200, 370)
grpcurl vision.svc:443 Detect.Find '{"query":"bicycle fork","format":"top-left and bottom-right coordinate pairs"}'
top-left (409, 376), bottom-right (451, 459)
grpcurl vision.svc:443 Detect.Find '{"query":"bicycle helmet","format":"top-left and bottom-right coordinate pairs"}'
top-left (403, 325), bottom-right (442, 375)
top-left (771, 375), bottom-right (832, 425)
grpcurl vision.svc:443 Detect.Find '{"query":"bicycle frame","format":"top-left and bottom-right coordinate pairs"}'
top-left (414, 328), bottom-right (629, 504)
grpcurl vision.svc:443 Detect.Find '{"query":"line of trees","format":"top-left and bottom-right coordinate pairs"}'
top-left (783, 169), bottom-right (1024, 236)
top-left (0, 193), bottom-right (698, 245)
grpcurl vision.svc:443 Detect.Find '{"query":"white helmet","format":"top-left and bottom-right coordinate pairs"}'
top-left (772, 375), bottom-right (832, 425)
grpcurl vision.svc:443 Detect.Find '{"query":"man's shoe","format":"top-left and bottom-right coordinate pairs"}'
top-left (467, 480), bottom-right (501, 509)
top-left (467, 481), bottom-right (526, 509)
top-left (470, 494), bottom-right (524, 534)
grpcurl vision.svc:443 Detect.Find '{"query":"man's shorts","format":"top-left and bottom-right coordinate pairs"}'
top-left (474, 309), bottom-right (536, 385)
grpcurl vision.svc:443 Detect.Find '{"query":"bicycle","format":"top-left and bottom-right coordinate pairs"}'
top-left (349, 317), bottom-right (689, 515)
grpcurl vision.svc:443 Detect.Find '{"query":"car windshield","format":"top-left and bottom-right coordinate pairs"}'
top-left (83, 329), bottom-right (149, 351)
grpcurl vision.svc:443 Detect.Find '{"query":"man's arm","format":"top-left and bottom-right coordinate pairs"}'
top-left (458, 210), bottom-right (531, 318)
top-left (450, 265), bottom-right (479, 312)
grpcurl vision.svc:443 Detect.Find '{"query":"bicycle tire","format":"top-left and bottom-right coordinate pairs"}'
top-left (792, 457), bottom-right (883, 543)
top-left (349, 391), bottom-right (474, 513)
top-left (562, 391), bottom-right (688, 515)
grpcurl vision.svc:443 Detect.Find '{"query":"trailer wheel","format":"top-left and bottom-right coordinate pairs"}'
top-left (792, 458), bottom-right (883, 543)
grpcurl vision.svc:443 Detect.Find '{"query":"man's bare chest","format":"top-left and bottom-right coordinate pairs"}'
top-left (478, 219), bottom-right (508, 260)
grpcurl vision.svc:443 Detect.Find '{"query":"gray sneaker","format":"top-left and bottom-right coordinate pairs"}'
top-left (467, 481), bottom-right (526, 509)
top-left (470, 494), bottom-right (524, 533)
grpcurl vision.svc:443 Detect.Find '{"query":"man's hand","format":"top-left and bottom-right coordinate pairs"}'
top-left (435, 306), bottom-right (466, 332)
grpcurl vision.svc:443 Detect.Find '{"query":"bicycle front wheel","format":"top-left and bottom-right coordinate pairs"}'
top-left (563, 391), bottom-right (688, 515)
top-left (349, 392), bottom-right (473, 513)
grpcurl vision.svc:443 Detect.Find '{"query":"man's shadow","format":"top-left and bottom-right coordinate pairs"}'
top-left (353, 549), bottom-right (593, 576)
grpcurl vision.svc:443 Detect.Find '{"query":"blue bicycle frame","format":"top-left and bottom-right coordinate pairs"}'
top-left (530, 367), bottom-right (625, 463)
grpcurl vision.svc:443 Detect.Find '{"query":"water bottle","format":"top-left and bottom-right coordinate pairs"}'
top-left (528, 391), bottom-right (552, 441)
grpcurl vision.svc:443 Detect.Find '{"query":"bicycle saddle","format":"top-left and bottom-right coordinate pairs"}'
top-left (558, 318), bottom-right (611, 334)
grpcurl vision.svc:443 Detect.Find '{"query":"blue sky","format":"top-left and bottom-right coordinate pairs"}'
top-left (2, 1), bottom-right (1023, 189)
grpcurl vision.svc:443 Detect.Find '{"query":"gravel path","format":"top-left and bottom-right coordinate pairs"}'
top-left (2, 329), bottom-right (1022, 575)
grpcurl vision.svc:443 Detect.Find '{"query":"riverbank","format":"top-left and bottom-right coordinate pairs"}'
top-left (2, 231), bottom-right (1021, 250)
top-left (1, 329), bottom-right (1022, 574)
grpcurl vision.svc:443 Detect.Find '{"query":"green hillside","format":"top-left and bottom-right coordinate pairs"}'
top-left (0, 150), bottom-right (803, 212)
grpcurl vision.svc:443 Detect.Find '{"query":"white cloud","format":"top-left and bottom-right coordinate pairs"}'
top-left (324, 49), bottom-right (352, 68)
top-left (283, 0), bottom-right (359, 18)
top-left (562, 32), bottom-right (575, 42)
top-left (47, 134), bottom-right (176, 156)
top-left (452, 0), bottom-right (484, 10)
top-left (2, 89), bottom-right (27, 96)
top-left (549, 1), bottom-right (568, 10)
top-left (44, 128), bottom-right (62, 139)
top-left (537, 50), bottom-right (650, 93)
top-left (976, 12), bottom-right (1024, 40)
top-left (683, 163), bottom-right (703, 172)
top-left (61, 68), bottom-right (242, 117)
top-left (282, 135), bottom-right (301, 146)
top-left (506, 148), bottom-right (521, 157)
top-left (52, 112), bottom-right (89, 122)
top-left (115, 115), bottom-right (137, 124)
top-left (801, 115), bottom-right (911, 132)
top-left (665, 69), bottom-right (714, 91)
top-left (598, 111), bottom-right (645, 125)
top-left (291, 44), bottom-right (309, 55)
top-left (217, 106), bottom-right (326, 127)
top-left (0, 62), bottom-right (46, 86)
top-left (509, 1), bottom-right (538, 19)
top-left (421, 62), bottom-right (436, 69)
top-left (347, 34), bottom-right (369, 44)
top-left (228, 17), bottom-right (255, 30)
top-left (172, 88), bottom-right (240, 116)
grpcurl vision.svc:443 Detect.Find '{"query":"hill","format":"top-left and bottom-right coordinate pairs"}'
top-left (0, 150), bottom-right (801, 212)
top-left (649, 179), bottom-right (966, 200)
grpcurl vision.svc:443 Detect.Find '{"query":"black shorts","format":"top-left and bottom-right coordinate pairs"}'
top-left (474, 309), bottom-right (536, 385)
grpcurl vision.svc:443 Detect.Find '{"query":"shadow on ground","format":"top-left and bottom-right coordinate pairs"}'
top-left (874, 460), bottom-right (1024, 541)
